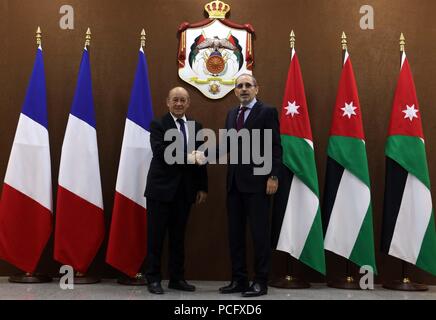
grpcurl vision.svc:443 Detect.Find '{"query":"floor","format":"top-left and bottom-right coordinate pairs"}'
top-left (0, 278), bottom-right (435, 300)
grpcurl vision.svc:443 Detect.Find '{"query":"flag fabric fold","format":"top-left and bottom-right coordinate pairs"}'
top-left (272, 48), bottom-right (326, 275)
top-left (54, 48), bottom-right (105, 273)
top-left (106, 47), bottom-right (154, 278)
top-left (322, 51), bottom-right (377, 273)
top-left (381, 51), bottom-right (436, 275)
top-left (0, 46), bottom-right (53, 273)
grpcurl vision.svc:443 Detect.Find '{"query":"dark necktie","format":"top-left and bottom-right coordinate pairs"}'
top-left (176, 118), bottom-right (187, 151)
top-left (236, 107), bottom-right (248, 131)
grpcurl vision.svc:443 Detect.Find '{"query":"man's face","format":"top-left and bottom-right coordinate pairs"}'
top-left (167, 88), bottom-right (190, 118)
top-left (234, 75), bottom-right (258, 106)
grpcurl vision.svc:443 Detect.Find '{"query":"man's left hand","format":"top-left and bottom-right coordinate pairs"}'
top-left (194, 151), bottom-right (207, 166)
top-left (196, 191), bottom-right (208, 204)
top-left (266, 178), bottom-right (278, 195)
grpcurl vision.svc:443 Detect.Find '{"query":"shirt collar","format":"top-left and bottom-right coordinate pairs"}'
top-left (170, 113), bottom-right (187, 123)
top-left (240, 98), bottom-right (257, 110)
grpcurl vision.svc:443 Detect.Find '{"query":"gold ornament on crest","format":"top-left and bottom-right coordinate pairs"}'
top-left (204, 0), bottom-right (231, 19)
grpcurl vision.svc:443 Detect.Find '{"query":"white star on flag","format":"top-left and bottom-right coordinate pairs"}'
top-left (341, 102), bottom-right (357, 119)
top-left (402, 104), bottom-right (419, 121)
top-left (285, 101), bottom-right (300, 117)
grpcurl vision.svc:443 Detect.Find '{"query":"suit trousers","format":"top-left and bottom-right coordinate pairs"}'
top-left (227, 186), bottom-right (271, 285)
top-left (146, 187), bottom-right (192, 283)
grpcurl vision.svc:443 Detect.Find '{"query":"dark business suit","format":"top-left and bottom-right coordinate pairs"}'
top-left (145, 112), bottom-right (208, 283)
top-left (225, 100), bottom-right (282, 285)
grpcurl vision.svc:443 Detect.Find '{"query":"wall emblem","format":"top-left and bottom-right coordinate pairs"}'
top-left (178, 0), bottom-right (255, 99)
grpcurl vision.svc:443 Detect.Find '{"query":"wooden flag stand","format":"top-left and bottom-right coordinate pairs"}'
top-left (327, 260), bottom-right (362, 290)
top-left (9, 272), bottom-right (52, 284)
top-left (383, 261), bottom-right (427, 291)
top-left (269, 255), bottom-right (311, 289)
top-left (117, 273), bottom-right (147, 286)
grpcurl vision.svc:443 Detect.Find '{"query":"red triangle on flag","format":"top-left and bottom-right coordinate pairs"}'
top-left (329, 54), bottom-right (365, 140)
top-left (280, 50), bottom-right (313, 141)
top-left (388, 54), bottom-right (424, 139)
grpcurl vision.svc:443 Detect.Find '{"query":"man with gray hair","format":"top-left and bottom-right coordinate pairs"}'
top-left (144, 87), bottom-right (208, 294)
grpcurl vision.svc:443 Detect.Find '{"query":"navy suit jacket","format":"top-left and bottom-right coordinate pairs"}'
top-left (145, 112), bottom-right (208, 203)
top-left (225, 100), bottom-right (282, 193)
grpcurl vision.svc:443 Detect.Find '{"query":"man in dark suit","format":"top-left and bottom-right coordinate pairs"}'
top-left (145, 87), bottom-right (208, 294)
top-left (219, 74), bottom-right (282, 297)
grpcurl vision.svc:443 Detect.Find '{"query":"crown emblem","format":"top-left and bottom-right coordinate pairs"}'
top-left (204, 0), bottom-right (231, 19)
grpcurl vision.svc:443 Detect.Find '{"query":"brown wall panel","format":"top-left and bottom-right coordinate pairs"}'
top-left (1, 0), bottom-right (436, 284)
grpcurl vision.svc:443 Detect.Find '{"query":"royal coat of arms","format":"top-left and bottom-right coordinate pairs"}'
top-left (178, 0), bottom-right (255, 99)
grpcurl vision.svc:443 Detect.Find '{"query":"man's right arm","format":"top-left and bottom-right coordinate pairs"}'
top-left (149, 119), bottom-right (167, 162)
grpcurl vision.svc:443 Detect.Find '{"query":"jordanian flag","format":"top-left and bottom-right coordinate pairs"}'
top-left (322, 50), bottom-right (377, 273)
top-left (272, 47), bottom-right (326, 274)
top-left (381, 51), bottom-right (436, 275)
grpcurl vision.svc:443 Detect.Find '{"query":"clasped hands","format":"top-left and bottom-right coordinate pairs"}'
top-left (187, 150), bottom-right (207, 165)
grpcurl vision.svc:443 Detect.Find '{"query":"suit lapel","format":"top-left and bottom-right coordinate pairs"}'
top-left (228, 108), bottom-right (239, 130)
top-left (163, 112), bottom-right (177, 130)
top-left (244, 101), bottom-right (262, 129)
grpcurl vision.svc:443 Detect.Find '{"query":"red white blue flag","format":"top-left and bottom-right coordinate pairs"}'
top-left (0, 46), bottom-right (53, 273)
top-left (54, 47), bottom-right (105, 273)
top-left (106, 47), bottom-right (154, 277)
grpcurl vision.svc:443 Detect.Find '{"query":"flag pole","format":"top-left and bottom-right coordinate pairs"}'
top-left (290, 29), bottom-right (295, 49)
top-left (115, 29), bottom-right (149, 287)
top-left (341, 31), bottom-right (347, 63)
top-left (382, 34), bottom-right (427, 292)
top-left (269, 30), bottom-right (311, 289)
top-left (8, 27), bottom-right (52, 284)
top-left (69, 28), bottom-right (101, 285)
top-left (327, 32), bottom-right (362, 290)
top-left (36, 26), bottom-right (42, 47)
top-left (141, 28), bottom-right (146, 49)
top-left (85, 27), bottom-right (91, 49)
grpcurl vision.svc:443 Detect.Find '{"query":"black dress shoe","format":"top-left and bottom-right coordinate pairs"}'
top-left (219, 281), bottom-right (249, 294)
top-left (168, 280), bottom-right (196, 292)
top-left (148, 281), bottom-right (164, 294)
top-left (242, 283), bottom-right (267, 297)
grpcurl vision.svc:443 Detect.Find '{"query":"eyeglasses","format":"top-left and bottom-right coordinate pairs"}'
top-left (235, 82), bottom-right (255, 89)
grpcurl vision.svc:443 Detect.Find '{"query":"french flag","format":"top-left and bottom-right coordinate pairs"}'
top-left (54, 47), bottom-right (105, 273)
top-left (106, 47), bottom-right (153, 278)
top-left (0, 45), bottom-right (53, 273)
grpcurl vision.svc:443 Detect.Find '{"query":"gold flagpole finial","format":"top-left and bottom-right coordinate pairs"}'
top-left (141, 29), bottom-right (146, 48)
top-left (400, 33), bottom-right (406, 52)
top-left (36, 26), bottom-right (42, 47)
top-left (85, 28), bottom-right (91, 47)
top-left (290, 30), bottom-right (295, 49)
top-left (341, 31), bottom-right (347, 50)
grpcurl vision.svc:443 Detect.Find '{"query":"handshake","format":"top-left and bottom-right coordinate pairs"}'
top-left (187, 150), bottom-right (207, 166)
